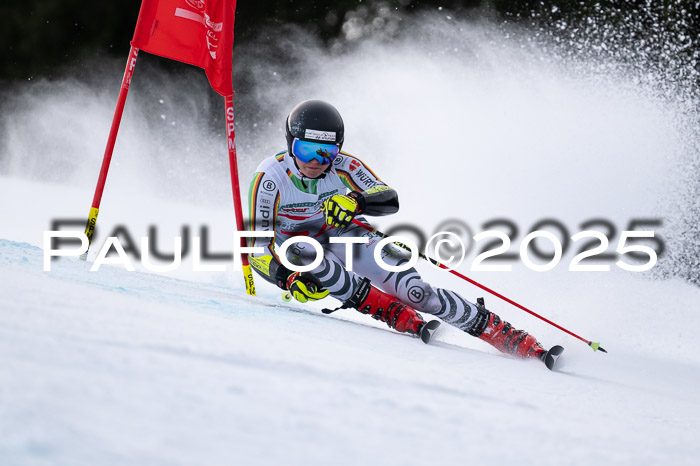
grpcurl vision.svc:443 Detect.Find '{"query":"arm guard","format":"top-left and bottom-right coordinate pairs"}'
top-left (350, 185), bottom-right (399, 216)
top-left (248, 254), bottom-right (294, 289)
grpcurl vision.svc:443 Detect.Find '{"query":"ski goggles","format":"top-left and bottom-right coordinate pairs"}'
top-left (291, 138), bottom-right (340, 165)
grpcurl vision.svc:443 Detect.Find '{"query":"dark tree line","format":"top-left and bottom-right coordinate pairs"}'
top-left (2, 1), bottom-right (698, 82)
top-left (0, 1), bottom-right (466, 81)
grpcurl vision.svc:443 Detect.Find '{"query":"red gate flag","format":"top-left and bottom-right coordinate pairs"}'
top-left (131, 0), bottom-right (236, 96)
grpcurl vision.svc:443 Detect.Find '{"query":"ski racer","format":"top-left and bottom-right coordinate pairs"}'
top-left (248, 99), bottom-right (549, 361)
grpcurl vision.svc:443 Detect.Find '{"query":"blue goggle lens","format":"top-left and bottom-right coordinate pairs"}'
top-left (292, 139), bottom-right (340, 165)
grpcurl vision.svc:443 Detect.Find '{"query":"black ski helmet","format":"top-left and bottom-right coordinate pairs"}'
top-left (285, 100), bottom-right (344, 157)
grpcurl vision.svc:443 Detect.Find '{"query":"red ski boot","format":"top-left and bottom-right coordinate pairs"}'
top-left (467, 298), bottom-right (546, 360)
top-left (341, 279), bottom-right (440, 342)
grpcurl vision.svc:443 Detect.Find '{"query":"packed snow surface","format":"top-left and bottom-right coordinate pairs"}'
top-left (1, 179), bottom-right (699, 466)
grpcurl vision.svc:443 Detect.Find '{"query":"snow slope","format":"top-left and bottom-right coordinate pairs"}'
top-left (1, 183), bottom-right (700, 465)
top-left (1, 237), bottom-right (699, 466)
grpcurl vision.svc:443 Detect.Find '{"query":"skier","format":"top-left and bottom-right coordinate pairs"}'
top-left (248, 99), bottom-right (550, 361)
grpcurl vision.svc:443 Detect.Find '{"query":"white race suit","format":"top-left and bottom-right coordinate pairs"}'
top-left (248, 150), bottom-right (480, 331)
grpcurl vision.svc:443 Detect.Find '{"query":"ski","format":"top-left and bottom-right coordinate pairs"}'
top-left (420, 320), bottom-right (441, 344)
top-left (541, 345), bottom-right (565, 370)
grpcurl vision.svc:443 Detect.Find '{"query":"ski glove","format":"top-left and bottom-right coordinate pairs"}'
top-left (322, 193), bottom-right (362, 228)
top-left (286, 271), bottom-right (330, 303)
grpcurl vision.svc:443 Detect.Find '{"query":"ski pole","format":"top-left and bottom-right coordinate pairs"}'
top-left (351, 218), bottom-right (607, 353)
top-left (81, 46), bottom-right (139, 259)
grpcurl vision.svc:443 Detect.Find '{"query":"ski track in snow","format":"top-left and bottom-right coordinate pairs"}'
top-left (1, 235), bottom-right (699, 466)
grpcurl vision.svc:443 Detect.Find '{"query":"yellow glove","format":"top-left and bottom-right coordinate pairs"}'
top-left (286, 272), bottom-right (330, 303)
top-left (322, 194), bottom-right (360, 228)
